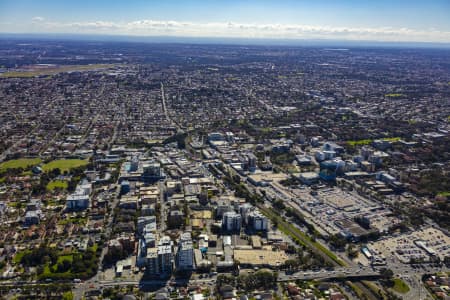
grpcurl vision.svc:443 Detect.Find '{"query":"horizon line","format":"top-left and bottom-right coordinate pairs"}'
top-left (1, 32), bottom-right (450, 49)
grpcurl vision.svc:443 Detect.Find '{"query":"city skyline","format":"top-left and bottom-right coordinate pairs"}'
top-left (1, 0), bottom-right (450, 43)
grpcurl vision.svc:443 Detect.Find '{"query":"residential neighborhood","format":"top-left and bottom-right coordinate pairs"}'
top-left (0, 39), bottom-right (449, 300)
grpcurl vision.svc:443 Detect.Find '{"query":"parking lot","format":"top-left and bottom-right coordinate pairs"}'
top-left (369, 227), bottom-right (450, 263)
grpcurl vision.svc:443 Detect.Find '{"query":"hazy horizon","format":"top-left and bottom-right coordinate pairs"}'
top-left (2, 33), bottom-right (450, 50)
top-left (1, 0), bottom-right (450, 44)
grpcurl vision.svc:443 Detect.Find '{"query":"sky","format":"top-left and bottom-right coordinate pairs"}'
top-left (1, 0), bottom-right (450, 43)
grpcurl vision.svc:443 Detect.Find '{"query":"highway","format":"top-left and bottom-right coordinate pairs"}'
top-left (66, 267), bottom-right (380, 291)
top-left (278, 267), bottom-right (380, 282)
top-left (67, 148), bottom-right (448, 299)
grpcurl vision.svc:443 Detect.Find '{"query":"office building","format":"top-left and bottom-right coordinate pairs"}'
top-left (222, 211), bottom-right (242, 232)
top-left (176, 232), bottom-right (194, 271)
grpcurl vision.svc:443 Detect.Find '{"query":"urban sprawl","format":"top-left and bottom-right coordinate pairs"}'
top-left (0, 40), bottom-right (449, 300)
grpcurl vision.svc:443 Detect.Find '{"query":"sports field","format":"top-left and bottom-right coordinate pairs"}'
top-left (42, 159), bottom-right (89, 173)
top-left (0, 158), bottom-right (42, 172)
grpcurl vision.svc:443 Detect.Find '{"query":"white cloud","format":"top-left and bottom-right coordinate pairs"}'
top-left (22, 18), bottom-right (450, 43)
top-left (31, 16), bottom-right (45, 22)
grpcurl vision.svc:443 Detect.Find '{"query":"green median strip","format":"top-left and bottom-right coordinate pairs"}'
top-left (258, 205), bottom-right (346, 267)
top-left (362, 280), bottom-right (386, 297)
top-left (346, 281), bottom-right (365, 299)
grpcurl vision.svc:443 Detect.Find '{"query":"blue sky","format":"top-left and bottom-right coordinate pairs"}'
top-left (1, 0), bottom-right (449, 42)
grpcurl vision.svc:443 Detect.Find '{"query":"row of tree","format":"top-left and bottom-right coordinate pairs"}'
top-left (217, 270), bottom-right (278, 292)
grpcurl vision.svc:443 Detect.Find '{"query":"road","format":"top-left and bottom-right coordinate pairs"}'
top-left (72, 185), bottom-right (121, 300)
top-left (217, 156), bottom-right (448, 300)
top-left (106, 121), bottom-right (120, 150)
top-left (69, 144), bottom-right (449, 299)
top-left (159, 180), bottom-right (167, 232)
top-left (0, 122), bottom-right (42, 161)
top-left (77, 114), bottom-right (100, 148)
top-left (219, 163), bottom-right (385, 300)
top-left (401, 273), bottom-right (433, 300)
top-left (161, 82), bottom-right (182, 131)
top-left (160, 82), bottom-right (170, 123)
top-left (41, 83), bottom-right (105, 156)
top-left (68, 267), bottom-right (378, 291)
top-left (37, 123), bottom-right (67, 156)
top-left (278, 267), bottom-right (380, 281)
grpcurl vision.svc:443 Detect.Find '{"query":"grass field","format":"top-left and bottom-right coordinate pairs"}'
top-left (57, 254), bottom-right (74, 264)
top-left (13, 250), bottom-right (29, 264)
top-left (46, 180), bottom-right (68, 191)
top-left (42, 159), bottom-right (89, 173)
top-left (0, 64), bottom-right (115, 78)
top-left (392, 278), bottom-right (410, 293)
top-left (0, 158), bottom-right (42, 172)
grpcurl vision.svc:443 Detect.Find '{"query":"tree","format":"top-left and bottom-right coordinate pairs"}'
top-left (272, 219), bottom-right (278, 228)
top-left (236, 271), bottom-right (277, 291)
top-left (380, 268), bottom-right (394, 286)
top-left (282, 259), bottom-right (300, 271)
top-left (346, 244), bottom-right (359, 259)
top-left (56, 259), bottom-right (72, 273)
top-left (50, 168), bottom-right (61, 177)
top-left (217, 274), bottom-right (235, 287)
top-left (329, 234), bottom-right (347, 250)
top-left (273, 199), bottom-right (285, 210)
top-left (20, 244), bottom-right (58, 267)
top-left (62, 291), bottom-right (74, 300)
top-left (444, 256), bottom-right (450, 267)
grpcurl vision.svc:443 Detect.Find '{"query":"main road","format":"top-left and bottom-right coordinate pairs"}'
top-left (161, 82), bottom-right (182, 131)
top-left (73, 184), bottom-right (122, 300)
